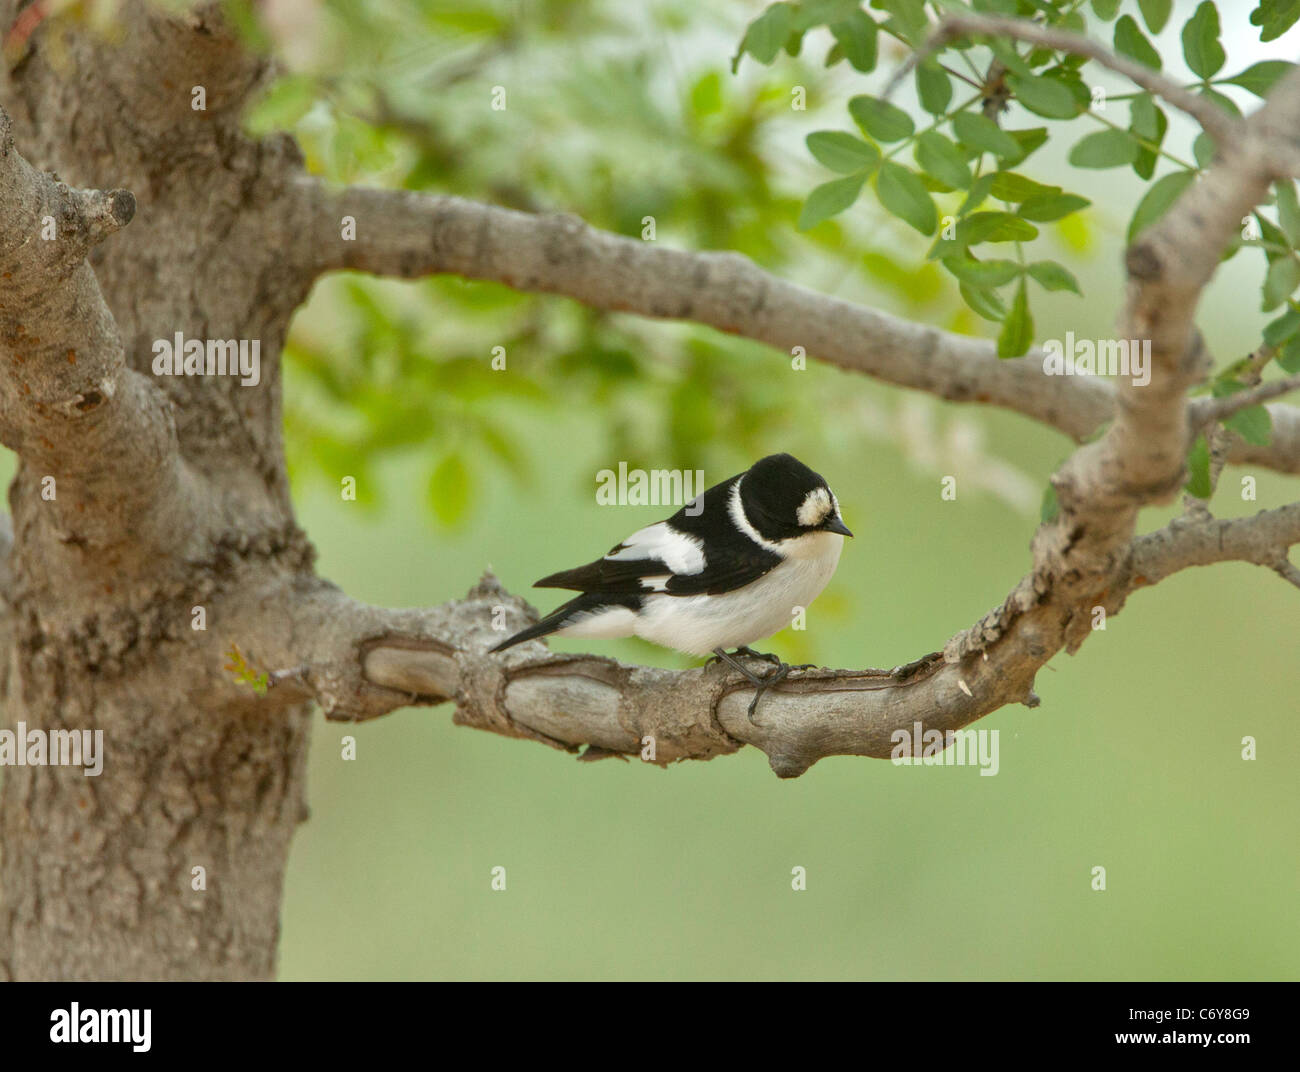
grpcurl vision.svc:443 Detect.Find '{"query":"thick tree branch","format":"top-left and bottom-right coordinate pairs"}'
top-left (293, 179), bottom-right (1300, 476)
top-left (1128, 501), bottom-right (1300, 583)
top-left (251, 46), bottom-right (1300, 779)
top-left (248, 481), bottom-right (1297, 779)
top-left (0, 105), bottom-right (202, 552)
top-left (946, 67), bottom-right (1300, 662)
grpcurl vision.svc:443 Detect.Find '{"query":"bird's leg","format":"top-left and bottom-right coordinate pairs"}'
top-left (724, 645), bottom-right (816, 671)
top-left (736, 645), bottom-right (817, 673)
top-left (732, 645), bottom-right (782, 665)
top-left (710, 647), bottom-right (801, 724)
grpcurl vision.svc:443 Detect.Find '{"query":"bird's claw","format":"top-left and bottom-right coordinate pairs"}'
top-left (733, 645), bottom-right (783, 666)
top-left (744, 660), bottom-right (793, 723)
top-left (710, 647), bottom-right (816, 724)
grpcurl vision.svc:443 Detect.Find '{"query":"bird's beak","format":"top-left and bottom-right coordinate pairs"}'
top-left (823, 515), bottom-right (853, 538)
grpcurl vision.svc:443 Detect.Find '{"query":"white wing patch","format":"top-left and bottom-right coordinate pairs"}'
top-left (605, 522), bottom-right (705, 575)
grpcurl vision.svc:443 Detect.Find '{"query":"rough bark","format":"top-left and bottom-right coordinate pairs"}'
top-left (0, 2), bottom-right (1296, 980)
top-left (0, 1), bottom-right (317, 980)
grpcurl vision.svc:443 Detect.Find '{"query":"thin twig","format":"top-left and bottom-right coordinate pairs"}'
top-left (1192, 369), bottom-right (1300, 423)
top-left (883, 11), bottom-right (1242, 148)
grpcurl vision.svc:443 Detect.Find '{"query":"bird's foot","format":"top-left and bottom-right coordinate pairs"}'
top-left (710, 648), bottom-right (811, 724)
top-left (717, 645), bottom-right (815, 670)
top-left (744, 660), bottom-right (792, 723)
top-left (732, 645), bottom-right (783, 666)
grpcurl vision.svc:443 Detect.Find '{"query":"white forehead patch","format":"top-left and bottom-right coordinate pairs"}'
top-left (797, 487), bottom-right (832, 527)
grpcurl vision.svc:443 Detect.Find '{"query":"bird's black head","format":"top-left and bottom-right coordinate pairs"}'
top-left (736, 453), bottom-right (853, 543)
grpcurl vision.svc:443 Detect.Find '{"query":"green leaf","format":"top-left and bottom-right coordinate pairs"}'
top-left (1008, 127), bottom-right (1050, 162)
top-left (987, 38), bottom-right (1033, 78)
top-left (1138, 0), bottom-right (1172, 33)
top-left (1027, 260), bottom-right (1082, 294)
top-left (1040, 483), bottom-right (1060, 523)
top-left (247, 75), bottom-right (319, 133)
top-left (914, 131), bottom-right (971, 189)
top-left (1008, 73), bottom-right (1080, 119)
top-left (1263, 255), bottom-right (1300, 310)
top-left (1182, 2), bottom-right (1226, 80)
top-left (1020, 192), bottom-right (1091, 222)
top-left (1255, 211), bottom-right (1290, 257)
top-left (1225, 405), bottom-right (1274, 446)
top-left (958, 173), bottom-right (996, 217)
top-left (1061, 10), bottom-right (1088, 35)
top-left (689, 71), bottom-right (722, 115)
top-left (733, 3), bottom-right (794, 70)
top-left (1250, 0), bottom-right (1300, 43)
top-left (873, 0), bottom-right (928, 44)
top-left (1129, 94), bottom-right (1165, 143)
top-left (1278, 335), bottom-right (1300, 372)
top-left (807, 130), bottom-right (880, 173)
top-left (1184, 434), bottom-right (1212, 498)
top-left (1192, 132), bottom-right (1217, 169)
top-left (1199, 86), bottom-right (1243, 118)
top-left (1211, 379), bottom-right (1275, 445)
top-left (1068, 129), bottom-right (1140, 168)
top-left (1091, 0), bottom-right (1121, 19)
top-left (429, 452), bottom-right (471, 525)
top-left (1210, 376), bottom-right (1248, 399)
top-left (791, 0), bottom-right (860, 31)
top-left (989, 172), bottom-right (1058, 202)
top-left (1114, 15), bottom-right (1161, 71)
top-left (1263, 307), bottom-right (1300, 346)
top-left (1223, 60), bottom-right (1294, 97)
top-left (848, 95), bottom-right (914, 142)
top-left (1275, 182), bottom-right (1300, 245)
top-left (830, 12), bottom-right (879, 72)
top-left (963, 210), bottom-right (1038, 243)
top-left (960, 281), bottom-right (1008, 322)
top-left (875, 161), bottom-right (937, 234)
top-left (798, 174), bottom-right (866, 229)
top-left (952, 112), bottom-right (1021, 160)
top-left (1129, 94), bottom-right (1167, 181)
top-left (915, 61), bottom-right (952, 115)
top-left (942, 256), bottom-right (1022, 287)
top-left (1127, 170), bottom-right (1196, 241)
top-left (998, 279), bottom-right (1034, 357)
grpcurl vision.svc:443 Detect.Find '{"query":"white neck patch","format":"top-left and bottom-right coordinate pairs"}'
top-left (796, 487), bottom-right (832, 527)
top-left (728, 479), bottom-right (783, 552)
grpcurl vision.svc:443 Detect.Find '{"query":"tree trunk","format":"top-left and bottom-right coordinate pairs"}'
top-left (0, 2), bottom-right (319, 980)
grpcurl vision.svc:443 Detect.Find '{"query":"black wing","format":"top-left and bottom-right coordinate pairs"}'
top-left (533, 473), bottom-right (780, 596)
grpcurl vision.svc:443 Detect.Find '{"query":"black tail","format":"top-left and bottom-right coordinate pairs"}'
top-left (489, 591), bottom-right (639, 653)
top-left (489, 593), bottom-right (594, 653)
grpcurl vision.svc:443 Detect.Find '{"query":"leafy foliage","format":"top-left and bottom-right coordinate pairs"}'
top-left (736, 0), bottom-right (1299, 364)
top-left (237, 0), bottom-right (954, 525)
top-left (231, 0), bottom-right (1300, 525)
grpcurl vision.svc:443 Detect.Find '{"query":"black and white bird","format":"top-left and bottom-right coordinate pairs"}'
top-left (491, 453), bottom-right (852, 717)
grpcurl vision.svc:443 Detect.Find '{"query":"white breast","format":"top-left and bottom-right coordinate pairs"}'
top-left (634, 531), bottom-right (844, 655)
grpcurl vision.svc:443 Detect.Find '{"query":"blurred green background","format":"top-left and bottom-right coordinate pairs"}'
top-left (13, 0), bottom-right (1300, 978)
